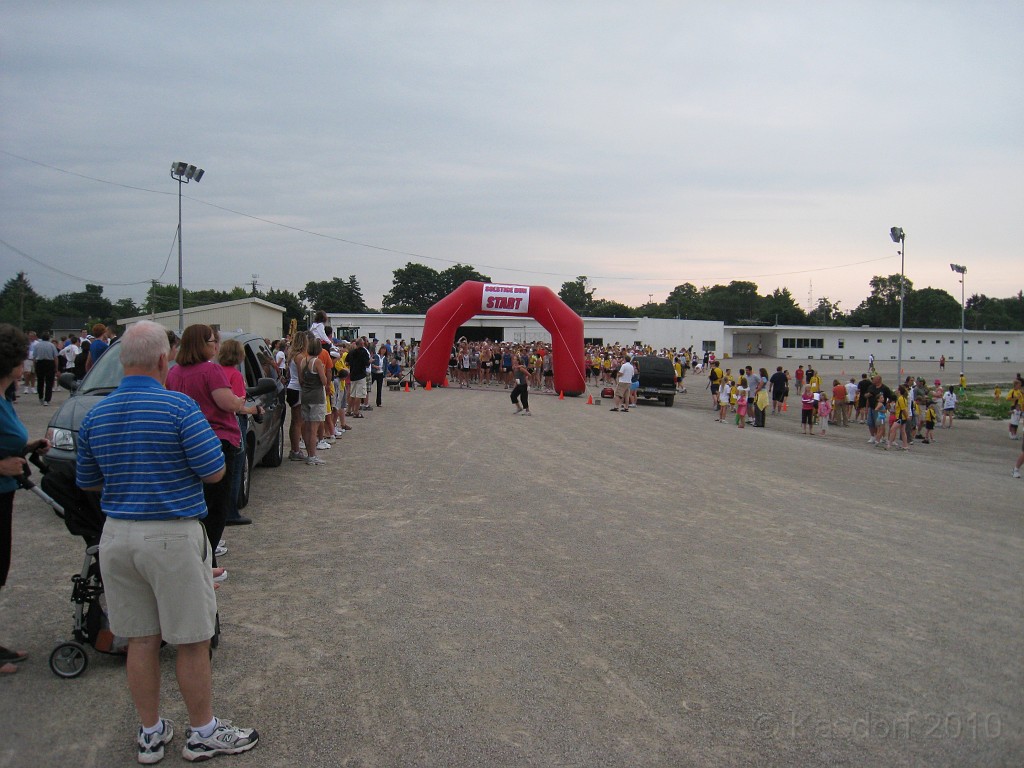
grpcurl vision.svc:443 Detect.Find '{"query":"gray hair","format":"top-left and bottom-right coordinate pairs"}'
top-left (120, 320), bottom-right (170, 369)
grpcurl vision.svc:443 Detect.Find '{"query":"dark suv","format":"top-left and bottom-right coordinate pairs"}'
top-left (43, 332), bottom-right (286, 510)
top-left (633, 355), bottom-right (676, 407)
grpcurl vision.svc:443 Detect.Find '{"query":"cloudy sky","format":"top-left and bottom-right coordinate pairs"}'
top-left (2, 2), bottom-right (1021, 314)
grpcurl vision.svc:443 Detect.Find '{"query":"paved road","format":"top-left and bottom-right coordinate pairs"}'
top-left (1, 372), bottom-right (1021, 767)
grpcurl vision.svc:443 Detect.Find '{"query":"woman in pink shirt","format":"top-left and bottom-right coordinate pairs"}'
top-left (166, 326), bottom-right (260, 569)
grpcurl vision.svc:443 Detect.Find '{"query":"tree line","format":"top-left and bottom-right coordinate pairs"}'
top-left (4, 267), bottom-right (1022, 336)
top-left (557, 275), bottom-right (1024, 331)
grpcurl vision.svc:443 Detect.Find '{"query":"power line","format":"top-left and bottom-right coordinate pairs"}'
top-left (2, 149), bottom-right (899, 288)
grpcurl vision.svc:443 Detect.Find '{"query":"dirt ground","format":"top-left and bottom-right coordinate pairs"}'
top-left (1, 358), bottom-right (1021, 767)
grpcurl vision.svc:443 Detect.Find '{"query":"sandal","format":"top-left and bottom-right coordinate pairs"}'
top-left (0, 647), bottom-right (28, 664)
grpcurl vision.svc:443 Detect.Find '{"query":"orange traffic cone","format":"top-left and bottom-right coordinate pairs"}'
top-left (586, 394), bottom-right (594, 405)
top-left (426, 380), bottom-right (432, 391)
top-left (782, 401), bottom-right (788, 412)
top-left (404, 381), bottom-right (409, 392)
top-left (559, 391), bottom-right (565, 400)
top-left (443, 377), bottom-right (449, 387)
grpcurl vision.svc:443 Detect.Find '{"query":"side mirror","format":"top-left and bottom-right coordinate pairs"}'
top-left (245, 377), bottom-right (279, 399)
top-left (58, 372), bottom-right (79, 393)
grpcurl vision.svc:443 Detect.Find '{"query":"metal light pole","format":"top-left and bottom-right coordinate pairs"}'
top-left (950, 263), bottom-right (966, 377)
top-left (170, 161), bottom-right (205, 333)
top-left (889, 227), bottom-right (906, 381)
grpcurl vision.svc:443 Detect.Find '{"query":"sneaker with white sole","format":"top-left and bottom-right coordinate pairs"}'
top-left (1013, 468), bottom-right (1021, 479)
top-left (214, 541), bottom-right (227, 558)
top-left (288, 450), bottom-right (307, 461)
top-left (212, 569), bottom-right (228, 583)
top-left (306, 456), bottom-right (327, 466)
top-left (182, 719), bottom-right (259, 762)
top-left (316, 439), bottom-right (331, 450)
top-left (137, 719), bottom-right (174, 764)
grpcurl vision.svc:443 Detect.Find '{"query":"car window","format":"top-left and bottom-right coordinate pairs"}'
top-left (78, 343), bottom-right (125, 394)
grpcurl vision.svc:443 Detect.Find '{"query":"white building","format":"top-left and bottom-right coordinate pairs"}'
top-left (325, 313), bottom-right (725, 353)
top-left (726, 325), bottom-right (1024, 364)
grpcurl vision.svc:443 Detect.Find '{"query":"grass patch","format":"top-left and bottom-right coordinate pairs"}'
top-left (955, 385), bottom-right (1015, 421)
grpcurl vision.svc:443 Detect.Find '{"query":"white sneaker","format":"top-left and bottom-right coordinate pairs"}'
top-left (867, 438), bottom-right (876, 444)
top-left (182, 719), bottom-right (259, 762)
top-left (316, 440), bottom-right (331, 450)
top-left (212, 569), bottom-right (228, 583)
top-left (137, 719), bottom-right (175, 764)
top-left (306, 456), bottom-right (327, 466)
top-left (1013, 468), bottom-right (1021, 479)
top-left (215, 541), bottom-right (228, 557)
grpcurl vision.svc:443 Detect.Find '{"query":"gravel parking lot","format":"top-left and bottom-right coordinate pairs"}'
top-left (2, 359), bottom-right (1021, 767)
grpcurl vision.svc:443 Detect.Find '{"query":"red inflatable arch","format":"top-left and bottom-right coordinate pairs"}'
top-left (414, 281), bottom-right (586, 396)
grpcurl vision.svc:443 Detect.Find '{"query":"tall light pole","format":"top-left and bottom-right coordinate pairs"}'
top-left (950, 263), bottom-right (967, 378)
top-left (170, 161), bottom-right (205, 333)
top-left (889, 226), bottom-right (906, 381)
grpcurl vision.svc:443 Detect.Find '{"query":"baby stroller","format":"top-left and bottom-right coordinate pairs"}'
top-left (44, 473), bottom-right (127, 678)
top-left (40, 465), bottom-right (220, 678)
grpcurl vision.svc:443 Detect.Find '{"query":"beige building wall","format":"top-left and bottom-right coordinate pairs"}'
top-left (119, 298), bottom-right (284, 340)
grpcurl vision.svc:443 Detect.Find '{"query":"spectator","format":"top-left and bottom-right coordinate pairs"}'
top-left (299, 334), bottom-right (329, 466)
top-left (510, 355), bottom-right (531, 415)
top-left (346, 338), bottom-right (371, 418)
top-left (85, 323), bottom-right (112, 373)
top-left (285, 332), bottom-right (309, 461)
top-left (166, 325), bottom-right (252, 573)
top-left (611, 354), bottom-right (634, 413)
top-left (75, 320), bottom-right (259, 762)
top-left (32, 332), bottom-right (59, 406)
top-left (217, 339), bottom-right (262, 527)
top-left (1, 324), bottom-right (51, 675)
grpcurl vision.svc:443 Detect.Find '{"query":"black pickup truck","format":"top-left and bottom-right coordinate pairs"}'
top-left (633, 355), bottom-right (676, 407)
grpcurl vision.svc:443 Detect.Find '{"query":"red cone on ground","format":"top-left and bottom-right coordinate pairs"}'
top-left (559, 391), bottom-right (565, 400)
top-left (586, 394), bottom-right (594, 405)
top-left (426, 380), bottom-right (432, 391)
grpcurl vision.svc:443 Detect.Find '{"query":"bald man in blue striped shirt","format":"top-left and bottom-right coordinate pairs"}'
top-left (76, 320), bottom-right (259, 763)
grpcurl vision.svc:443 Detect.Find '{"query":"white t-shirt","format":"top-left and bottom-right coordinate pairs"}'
top-left (617, 362), bottom-right (634, 384)
top-left (845, 381), bottom-right (858, 402)
top-left (60, 343), bottom-right (81, 365)
top-left (942, 391), bottom-right (957, 410)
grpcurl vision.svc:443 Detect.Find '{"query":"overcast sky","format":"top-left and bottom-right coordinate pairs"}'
top-left (2, 2), bottom-right (1021, 315)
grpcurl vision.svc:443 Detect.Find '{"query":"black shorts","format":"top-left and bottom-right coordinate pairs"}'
top-left (801, 410), bottom-right (814, 425)
top-left (286, 388), bottom-right (300, 408)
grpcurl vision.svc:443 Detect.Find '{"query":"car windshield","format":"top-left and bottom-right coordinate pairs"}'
top-left (78, 342), bottom-right (125, 394)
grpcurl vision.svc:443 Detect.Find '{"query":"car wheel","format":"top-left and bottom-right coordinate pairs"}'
top-left (259, 416), bottom-right (284, 468)
top-left (663, 395), bottom-right (674, 407)
top-left (238, 444), bottom-right (253, 510)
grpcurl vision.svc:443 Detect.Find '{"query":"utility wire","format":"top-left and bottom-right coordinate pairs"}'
top-left (2, 149), bottom-right (899, 287)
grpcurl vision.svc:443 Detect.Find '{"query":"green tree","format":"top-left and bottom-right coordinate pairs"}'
top-left (904, 287), bottom-right (960, 328)
top-left (849, 274), bottom-right (915, 327)
top-left (758, 288), bottom-right (808, 325)
top-left (0, 272), bottom-right (47, 329)
top-left (700, 281), bottom-right (761, 324)
top-left (383, 263), bottom-right (442, 313)
top-left (590, 298), bottom-right (635, 318)
top-left (438, 264), bottom-right (490, 296)
top-left (300, 276), bottom-right (366, 313)
top-left (50, 284), bottom-right (114, 325)
top-left (558, 276), bottom-right (596, 315)
top-left (664, 283), bottom-right (708, 320)
top-left (806, 297), bottom-right (844, 326)
top-left (264, 288), bottom-right (308, 336)
top-left (112, 297), bottom-right (141, 321)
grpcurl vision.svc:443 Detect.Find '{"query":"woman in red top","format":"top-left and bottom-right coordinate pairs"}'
top-left (166, 326), bottom-right (261, 568)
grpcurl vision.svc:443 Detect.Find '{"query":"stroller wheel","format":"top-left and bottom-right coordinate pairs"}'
top-left (49, 642), bottom-right (89, 678)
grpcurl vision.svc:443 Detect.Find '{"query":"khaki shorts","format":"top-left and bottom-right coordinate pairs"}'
top-left (301, 403), bottom-right (327, 422)
top-left (350, 378), bottom-right (368, 398)
top-left (99, 517), bottom-right (217, 644)
top-left (615, 381), bottom-right (631, 399)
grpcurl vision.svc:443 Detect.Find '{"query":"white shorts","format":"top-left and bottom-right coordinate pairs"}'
top-left (350, 378), bottom-right (368, 399)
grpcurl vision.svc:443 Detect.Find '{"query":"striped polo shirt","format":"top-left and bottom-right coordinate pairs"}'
top-left (76, 375), bottom-right (225, 520)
